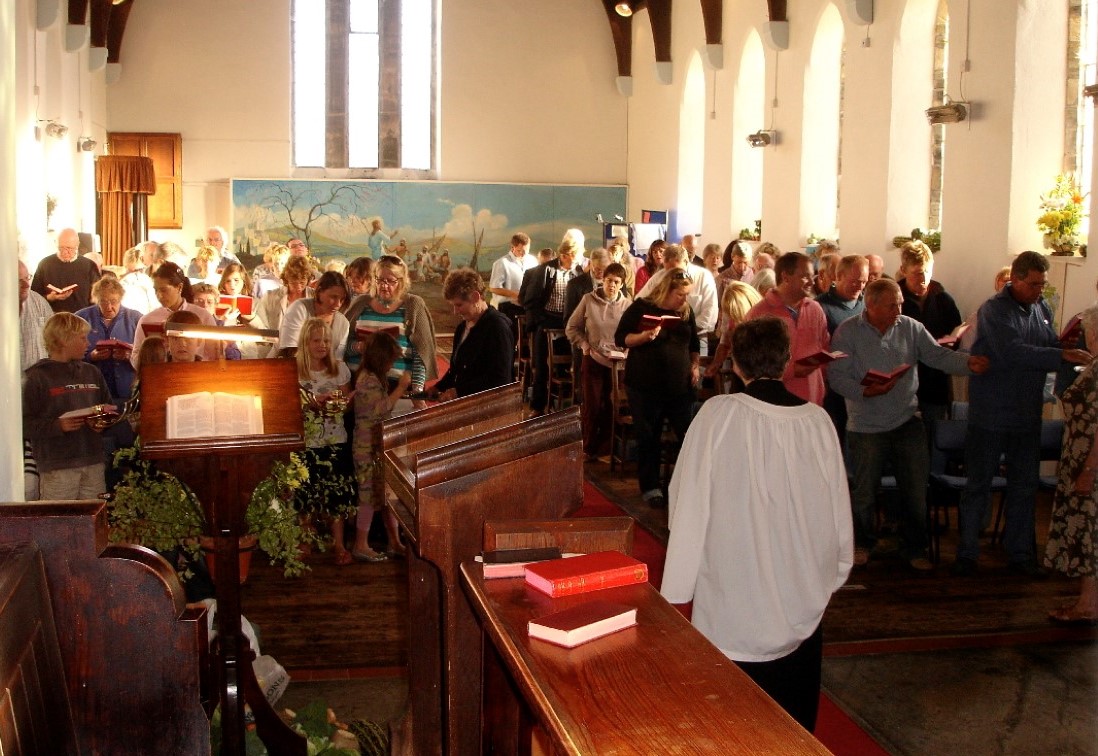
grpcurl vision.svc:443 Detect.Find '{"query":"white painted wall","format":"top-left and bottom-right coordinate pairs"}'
top-left (622, 0), bottom-right (1096, 319)
top-left (104, 0), bottom-right (628, 252)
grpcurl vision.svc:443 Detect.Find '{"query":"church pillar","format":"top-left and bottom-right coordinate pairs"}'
top-left (1, 0), bottom-right (25, 500)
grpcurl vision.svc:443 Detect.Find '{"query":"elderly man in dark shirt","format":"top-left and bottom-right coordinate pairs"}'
top-left (31, 228), bottom-right (100, 313)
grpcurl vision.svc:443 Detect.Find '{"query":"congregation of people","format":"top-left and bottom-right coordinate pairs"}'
top-left (17, 222), bottom-right (1098, 734)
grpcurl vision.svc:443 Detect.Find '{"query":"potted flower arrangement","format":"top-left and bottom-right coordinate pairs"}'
top-left (107, 445), bottom-right (319, 579)
top-left (1037, 173), bottom-right (1087, 255)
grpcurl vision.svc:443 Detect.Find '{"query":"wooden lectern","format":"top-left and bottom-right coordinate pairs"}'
top-left (382, 388), bottom-right (584, 756)
top-left (140, 359), bottom-right (307, 756)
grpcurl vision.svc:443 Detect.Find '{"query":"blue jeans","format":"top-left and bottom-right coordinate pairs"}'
top-left (957, 423), bottom-right (1041, 563)
top-left (627, 387), bottom-right (694, 496)
top-left (847, 417), bottom-right (929, 558)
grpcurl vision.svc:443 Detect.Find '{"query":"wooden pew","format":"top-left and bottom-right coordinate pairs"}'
top-left (382, 390), bottom-right (583, 756)
top-left (461, 562), bottom-right (833, 755)
top-left (0, 502), bottom-right (209, 755)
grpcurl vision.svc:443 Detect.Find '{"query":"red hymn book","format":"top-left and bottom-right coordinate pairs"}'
top-left (524, 550), bottom-right (648, 598)
top-left (527, 600), bottom-right (638, 648)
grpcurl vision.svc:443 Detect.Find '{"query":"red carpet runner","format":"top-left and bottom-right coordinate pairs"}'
top-left (574, 481), bottom-right (888, 756)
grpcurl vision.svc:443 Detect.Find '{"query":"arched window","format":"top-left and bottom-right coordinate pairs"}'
top-left (928, 0), bottom-right (948, 230)
top-left (800, 4), bottom-right (844, 241)
top-left (731, 31), bottom-right (765, 236)
top-left (677, 52), bottom-right (707, 238)
top-left (292, 0), bottom-right (435, 176)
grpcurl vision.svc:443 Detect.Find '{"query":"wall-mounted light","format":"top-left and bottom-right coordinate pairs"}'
top-left (78, 137), bottom-right (97, 152)
top-left (44, 120), bottom-right (69, 138)
top-left (747, 130), bottom-right (778, 148)
top-left (926, 102), bottom-right (968, 125)
top-left (615, 1), bottom-right (634, 17)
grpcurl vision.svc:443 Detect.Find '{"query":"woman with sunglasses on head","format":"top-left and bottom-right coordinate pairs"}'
top-left (614, 265), bottom-right (701, 509)
top-left (253, 255), bottom-right (316, 357)
top-left (344, 255), bottom-right (438, 407)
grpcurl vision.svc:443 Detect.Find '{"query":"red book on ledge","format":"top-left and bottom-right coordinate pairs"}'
top-left (527, 600), bottom-right (638, 648)
top-left (524, 550), bottom-right (648, 598)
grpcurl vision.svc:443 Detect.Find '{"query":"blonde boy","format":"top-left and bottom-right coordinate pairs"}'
top-left (22, 313), bottom-right (111, 499)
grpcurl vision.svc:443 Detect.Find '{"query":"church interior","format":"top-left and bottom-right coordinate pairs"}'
top-left (2, 0), bottom-right (1098, 753)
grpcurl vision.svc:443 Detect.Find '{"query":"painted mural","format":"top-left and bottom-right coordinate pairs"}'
top-left (231, 179), bottom-right (627, 276)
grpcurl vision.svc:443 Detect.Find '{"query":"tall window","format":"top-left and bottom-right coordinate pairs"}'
top-left (292, 0), bottom-right (435, 175)
top-left (1068, 0), bottom-right (1097, 234)
top-left (928, 1), bottom-right (948, 230)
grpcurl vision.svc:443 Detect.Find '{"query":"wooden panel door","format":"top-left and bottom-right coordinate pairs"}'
top-left (107, 132), bottom-right (183, 229)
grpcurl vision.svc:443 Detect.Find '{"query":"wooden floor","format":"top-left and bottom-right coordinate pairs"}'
top-left (241, 457), bottom-right (1096, 674)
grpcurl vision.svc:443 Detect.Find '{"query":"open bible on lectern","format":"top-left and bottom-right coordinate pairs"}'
top-left (166, 391), bottom-right (263, 439)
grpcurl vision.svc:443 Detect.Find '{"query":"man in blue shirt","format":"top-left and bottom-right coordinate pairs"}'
top-left (832, 279), bottom-right (988, 570)
top-left (951, 252), bottom-right (1093, 577)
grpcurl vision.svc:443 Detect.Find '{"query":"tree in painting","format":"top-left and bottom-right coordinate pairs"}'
top-left (259, 183), bottom-right (378, 250)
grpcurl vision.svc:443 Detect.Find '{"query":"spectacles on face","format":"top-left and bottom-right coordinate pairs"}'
top-left (376, 277), bottom-right (401, 288)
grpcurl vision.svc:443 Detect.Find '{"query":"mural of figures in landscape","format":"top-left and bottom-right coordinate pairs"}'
top-left (231, 179), bottom-right (627, 276)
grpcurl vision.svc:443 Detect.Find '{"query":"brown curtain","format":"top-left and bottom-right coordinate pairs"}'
top-left (95, 155), bottom-right (156, 267)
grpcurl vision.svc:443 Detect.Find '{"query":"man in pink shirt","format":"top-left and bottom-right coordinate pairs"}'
top-left (745, 251), bottom-right (830, 404)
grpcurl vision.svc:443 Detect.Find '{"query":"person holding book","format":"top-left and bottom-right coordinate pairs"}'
top-left (896, 240), bottom-right (963, 422)
top-left (566, 262), bottom-right (631, 459)
top-left (614, 268), bottom-right (700, 509)
top-left (635, 243), bottom-right (718, 356)
top-left (190, 284), bottom-right (243, 360)
top-left (217, 263), bottom-right (255, 325)
top-left (433, 268), bottom-right (515, 401)
top-left (1044, 305), bottom-right (1098, 625)
top-left (277, 271), bottom-right (351, 360)
top-left (831, 278), bottom-right (988, 570)
top-left (130, 262), bottom-right (220, 367)
top-left (31, 228), bottom-right (101, 314)
top-left (351, 333), bottom-right (412, 562)
top-left (296, 318), bottom-right (356, 566)
top-left (75, 277), bottom-right (141, 403)
top-left (343, 255), bottom-right (437, 403)
top-left (661, 315), bottom-right (852, 732)
top-left (744, 251), bottom-right (830, 405)
top-left (22, 312), bottom-right (112, 499)
top-left (952, 251), bottom-right (1094, 578)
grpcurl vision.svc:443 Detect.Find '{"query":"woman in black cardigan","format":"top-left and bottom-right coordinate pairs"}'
top-left (614, 266), bottom-right (701, 508)
top-left (434, 268), bottom-right (516, 400)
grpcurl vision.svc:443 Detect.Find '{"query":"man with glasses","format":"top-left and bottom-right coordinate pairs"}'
top-left (30, 228), bottom-right (101, 313)
top-left (952, 251), bottom-right (1094, 578)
